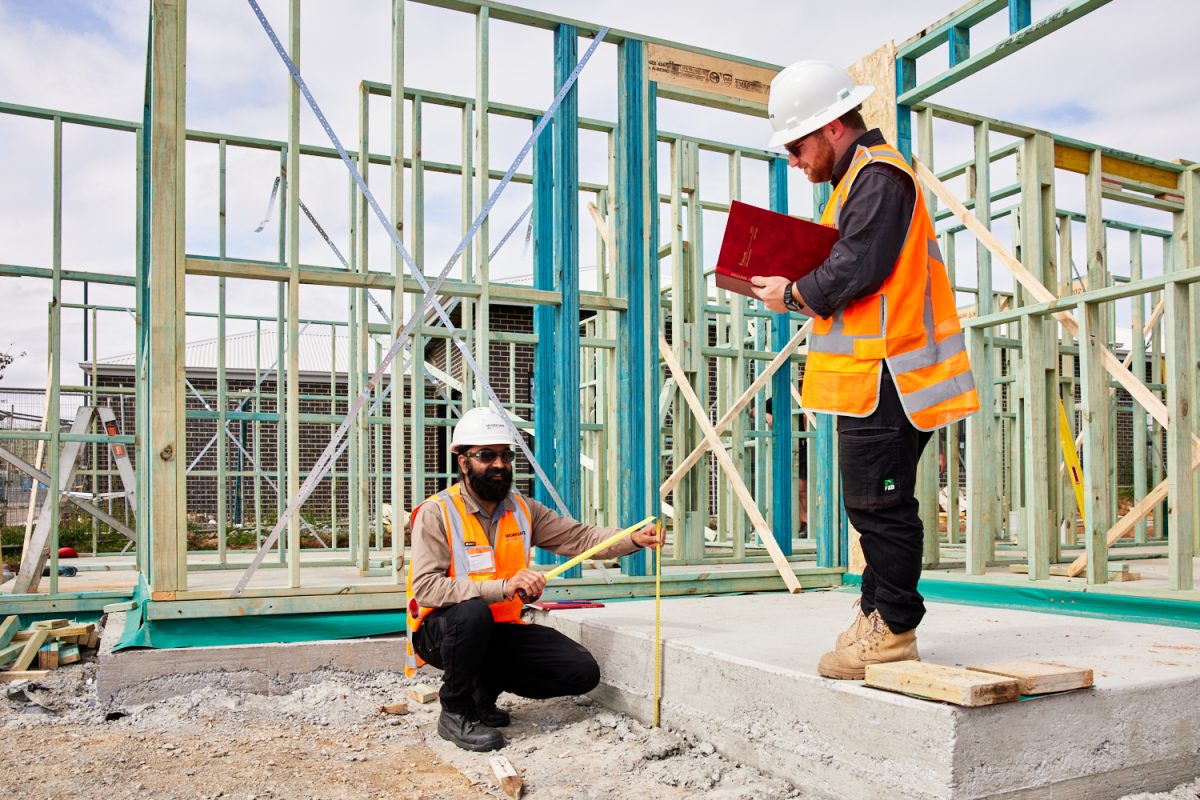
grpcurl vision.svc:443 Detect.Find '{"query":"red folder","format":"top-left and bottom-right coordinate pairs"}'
top-left (714, 200), bottom-right (839, 298)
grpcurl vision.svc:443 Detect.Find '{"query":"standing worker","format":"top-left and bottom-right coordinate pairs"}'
top-left (750, 60), bottom-right (979, 680)
top-left (406, 406), bottom-right (661, 752)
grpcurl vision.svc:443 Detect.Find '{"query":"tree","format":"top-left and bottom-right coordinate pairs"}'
top-left (0, 345), bottom-right (26, 382)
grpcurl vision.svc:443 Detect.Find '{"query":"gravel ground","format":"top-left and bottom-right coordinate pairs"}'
top-left (0, 647), bottom-right (804, 799)
top-left (1, 636), bottom-right (1195, 799)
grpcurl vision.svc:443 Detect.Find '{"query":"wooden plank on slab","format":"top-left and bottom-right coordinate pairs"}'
top-left (865, 660), bottom-right (1019, 706)
top-left (966, 660), bottom-right (1093, 695)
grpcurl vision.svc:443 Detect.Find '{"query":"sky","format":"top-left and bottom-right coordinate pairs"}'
top-left (0, 0), bottom-right (1197, 389)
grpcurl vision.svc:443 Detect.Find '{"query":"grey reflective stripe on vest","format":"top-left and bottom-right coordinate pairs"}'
top-left (436, 491), bottom-right (473, 579)
top-left (900, 369), bottom-right (977, 413)
top-left (885, 236), bottom-right (969, 375)
top-left (807, 299), bottom-right (885, 355)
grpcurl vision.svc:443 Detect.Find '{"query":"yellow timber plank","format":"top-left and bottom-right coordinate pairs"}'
top-left (865, 660), bottom-right (1019, 707)
top-left (1054, 144), bottom-right (1179, 191)
top-left (10, 628), bottom-right (48, 672)
top-left (966, 660), bottom-right (1094, 695)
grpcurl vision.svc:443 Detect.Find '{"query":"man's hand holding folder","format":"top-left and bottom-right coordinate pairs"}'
top-left (713, 200), bottom-right (838, 314)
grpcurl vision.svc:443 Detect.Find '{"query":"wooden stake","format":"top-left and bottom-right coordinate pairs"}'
top-left (489, 755), bottom-right (524, 799)
top-left (407, 683), bottom-right (437, 704)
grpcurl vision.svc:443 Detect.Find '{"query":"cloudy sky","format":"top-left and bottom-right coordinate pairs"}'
top-left (0, 0), bottom-right (1196, 389)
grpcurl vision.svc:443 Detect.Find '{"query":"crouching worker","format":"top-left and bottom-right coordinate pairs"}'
top-left (407, 407), bottom-right (661, 752)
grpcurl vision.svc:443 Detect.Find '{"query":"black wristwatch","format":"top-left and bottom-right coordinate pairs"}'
top-left (782, 280), bottom-right (804, 314)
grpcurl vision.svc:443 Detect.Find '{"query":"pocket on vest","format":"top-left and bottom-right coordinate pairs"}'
top-left (838, 428), bottom-right (912, 510)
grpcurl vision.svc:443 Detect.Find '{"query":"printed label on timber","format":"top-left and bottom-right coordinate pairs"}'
top-left (646, 43), bottom-right (777, 105)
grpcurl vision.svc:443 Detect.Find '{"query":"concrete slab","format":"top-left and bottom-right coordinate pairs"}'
top-left (96, 611), bottom-right (406, 705)
top-left (533, 590), bottom-right (1200, 800)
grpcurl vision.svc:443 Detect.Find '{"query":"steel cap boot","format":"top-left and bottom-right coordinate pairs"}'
top-left (474, 704), bottom-right (511, 728)
top-left (437, 709), bottom-right (505, 752)
top-left (818, 610), bottom-right (919, 680)
top-left (835, 599), bottom-right (871, 650)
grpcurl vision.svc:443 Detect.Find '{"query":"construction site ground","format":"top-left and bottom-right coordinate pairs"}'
top-left (4, 589), bottom-right (1200, 799)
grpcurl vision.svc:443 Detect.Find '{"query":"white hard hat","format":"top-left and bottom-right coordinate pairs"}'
top-left (766, 60), bottom-right (874, 148)
top-left (450, 406), bottom-right (516, 453)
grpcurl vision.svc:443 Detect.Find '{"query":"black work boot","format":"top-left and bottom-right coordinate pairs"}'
top-left (437, 709), bottom-right (504, 752)
top-left (474, 704), bottom-right (511, 728)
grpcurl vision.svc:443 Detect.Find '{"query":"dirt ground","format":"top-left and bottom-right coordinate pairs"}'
top-left (0, 651), bottom-right (801, 800)
top-left (2, 647), bottom-right (1197, 800)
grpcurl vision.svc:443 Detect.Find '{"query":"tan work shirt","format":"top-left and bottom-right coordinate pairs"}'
top-left (410, 482), bottom-right (642, 608)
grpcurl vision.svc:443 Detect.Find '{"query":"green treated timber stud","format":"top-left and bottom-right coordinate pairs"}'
top-left (616, 38), bottom-right (649, 577)
top-left (948, 25), bottom-right (970, 67)
top-left (897, 0), bottom-right (1006, 59)
top-left (533, 113), bottom-right (558, 565)
top-left (898, 0), bottom-right (1115, 107)
top-left (1008, 0), bottom-right (1031, 32)
top-left (552, 23), bottom-right (582, 578)
top-left (810, 181), bottom-right (841, 569)
top-left (767, 157), bottom-right (793, 556)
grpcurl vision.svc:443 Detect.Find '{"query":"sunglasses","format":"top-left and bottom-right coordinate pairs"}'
top-left (463, 448), bottom-right (516, 465)
top-left (784, 131), bottom-right (817, 159)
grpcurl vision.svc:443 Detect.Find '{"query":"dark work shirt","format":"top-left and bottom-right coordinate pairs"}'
top-left (796, 129), bottom-right (916, 319)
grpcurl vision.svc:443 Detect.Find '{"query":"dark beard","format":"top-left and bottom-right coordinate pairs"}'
top-left (467, 465), bottom-right (512, 503)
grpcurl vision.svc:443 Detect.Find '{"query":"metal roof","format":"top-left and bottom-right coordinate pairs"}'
top-left (93, 328), bottom-right (353, 375)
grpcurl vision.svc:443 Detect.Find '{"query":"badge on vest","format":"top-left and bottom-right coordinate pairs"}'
top-left (883, 478), bottom-right (896, 492)
top-left (467, 546), bottom-right (496, 574)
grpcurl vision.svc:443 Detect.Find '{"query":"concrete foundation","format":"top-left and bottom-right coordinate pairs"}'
top-left (96, 612), bottom-right (406, 705)
top-left (534, 590), bottom-right (1200, 800)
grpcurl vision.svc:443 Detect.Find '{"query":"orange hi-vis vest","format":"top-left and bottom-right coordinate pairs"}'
top-left (800, 143), bottom-right (980, 431)
top-left (404, 484), bottom-right (533, 677)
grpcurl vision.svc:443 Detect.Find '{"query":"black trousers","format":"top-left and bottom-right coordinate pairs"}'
top-left (411, 598), bottom-right (601, 714)
top-left (837, 371), bottom-right (932, 634)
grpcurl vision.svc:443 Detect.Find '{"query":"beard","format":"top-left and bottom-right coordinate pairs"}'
top-left (466, 462), bottom-right (513, 503)
top-left (801, 132), bottom-right (837, 184)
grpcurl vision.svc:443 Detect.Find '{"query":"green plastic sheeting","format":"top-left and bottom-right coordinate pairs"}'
top-left (842, 573), bottom-right (1200, 629)
top-left (115, 578), bottom-right (406, 651)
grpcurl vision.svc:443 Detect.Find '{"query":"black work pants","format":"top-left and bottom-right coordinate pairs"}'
top-left (411, 598), bottom-right (601, 714)
top-left (837, 371), bottom-right (932, 633)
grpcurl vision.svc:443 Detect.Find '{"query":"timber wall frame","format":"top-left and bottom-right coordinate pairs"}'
top-left (1, 0), bottom-right (1196, 621)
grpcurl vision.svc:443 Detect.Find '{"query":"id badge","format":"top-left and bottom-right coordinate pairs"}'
top-left (467, 546), bottom-right (496, 575)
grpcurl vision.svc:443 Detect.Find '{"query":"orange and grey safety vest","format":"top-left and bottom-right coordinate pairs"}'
top-left (800, 143), bottom-right (980, 431)
top-left (404, 484), bottom-right (533, 677)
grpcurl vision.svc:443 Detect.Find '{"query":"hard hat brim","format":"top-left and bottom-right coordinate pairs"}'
top-left (766, 84), bottom-right (875, 148)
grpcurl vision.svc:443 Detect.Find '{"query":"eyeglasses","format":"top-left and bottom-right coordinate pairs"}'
top-left (784, 131), bottom-right (816, 159)
top-left (463, 448), bottom-right (516, 465)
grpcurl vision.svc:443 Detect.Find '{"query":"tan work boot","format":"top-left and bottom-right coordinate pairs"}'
top-left (818, 610), bottom-right (919, 680)
top-left (835, 599), bottom-right (871, 650)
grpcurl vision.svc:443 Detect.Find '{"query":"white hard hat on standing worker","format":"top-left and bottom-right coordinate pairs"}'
top-left (450, 406), bottom-right (517, 453)
top-left (766, 60), bottom-right (875, 148)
